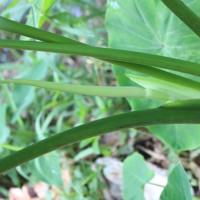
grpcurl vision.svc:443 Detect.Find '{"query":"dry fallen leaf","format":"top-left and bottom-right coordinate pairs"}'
top-left (9, 187), bottom-right (32, 200)
top-left (32, 182), bottom-right (49, 199)
top-left (61, 168), bottom-right (71, 186)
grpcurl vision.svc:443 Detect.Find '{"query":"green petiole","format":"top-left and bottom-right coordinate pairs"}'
top-left (1, 16), bottom-right (200, 77)
top-left (1, 39), bottom-right (200, 77)
top-left (0, 16), bottom-right (82, 45)
top-left (0, 106), bottom-right (200, 174)
top-left (0, 79), bottom-right (173, 100)
top-left (1, 39), bottom-right (200, 95)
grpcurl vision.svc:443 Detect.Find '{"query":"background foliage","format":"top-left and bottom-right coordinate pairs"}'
top-left (0, 0), bottom-right (200, 199)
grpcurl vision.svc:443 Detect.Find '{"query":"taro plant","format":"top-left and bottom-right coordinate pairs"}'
top-left (0, 0), bottom-right (200, 199)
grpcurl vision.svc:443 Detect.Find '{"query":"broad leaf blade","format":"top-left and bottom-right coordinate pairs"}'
top-left (160, 163), bottom-right (192, 200)
top-left (123, 152), bottom-right (154, 200)
top-left (148, 125), bottom-right (200, 151)
top-left (106, 0), bottom-right (200, 150)
top-left (29, 152), bottom-right (62, 186)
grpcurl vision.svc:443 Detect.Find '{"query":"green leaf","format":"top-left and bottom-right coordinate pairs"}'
top-left (123, 152), bottom-right (154, 200)
top-left (29, 152), bottom-right (62, 186)
top-left (25, 0), bottom-right (55, 28)
top-left (1, 3), bottom-right (30, 22)
top-left (0, 104), bottom-right (10, 152)
top-left (148, 125), bottom-right (200, 151)
top-left (74, 147), bottom-right (96, 161)
top-left (193, 197), bottom-right (200, 200)
top-left (0, 144), bottom-right (22, 151)
top-left (11, 61), bottom-right (48, 123)
top-left (160, 163), bottom-right (192, 200)
top-left (42, 0), bottom-right (55, 13)
top-left (106, 0), bottom-right (200, 63)
top-left (106, 0), bottom-right (200, 150)
top-left (39, 0), bottom-right (56, 27)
